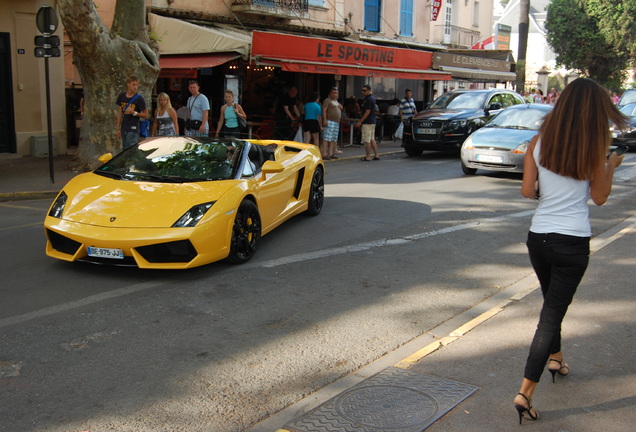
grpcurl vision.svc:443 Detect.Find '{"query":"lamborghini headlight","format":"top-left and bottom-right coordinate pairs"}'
top-left (48, 191), bottom-right (67, 218)
top-left (172, 201), bottom-right (215, 228)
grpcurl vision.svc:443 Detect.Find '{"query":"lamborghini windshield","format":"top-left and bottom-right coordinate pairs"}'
top-left (95, 137), bottom-right (245, 182)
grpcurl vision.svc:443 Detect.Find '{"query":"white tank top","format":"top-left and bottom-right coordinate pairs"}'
top-left (530, 140), bottom-right (591, 237)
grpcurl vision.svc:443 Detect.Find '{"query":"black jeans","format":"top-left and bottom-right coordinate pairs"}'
top-left (524, 231), bottom-right (590, 382)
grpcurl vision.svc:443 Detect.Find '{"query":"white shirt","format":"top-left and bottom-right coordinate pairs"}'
top-left (530, 141), bottom-right (591, 237)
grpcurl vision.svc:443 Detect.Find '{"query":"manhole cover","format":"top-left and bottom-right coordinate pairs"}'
top-left (336, 385), bottom-right (438, 428)
top-left (284, 367), bottom-right (478, 432)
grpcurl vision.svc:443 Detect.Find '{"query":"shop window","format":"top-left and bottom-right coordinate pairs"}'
top-left (399, 0), bottom-right (413, 37)
top-left (364, 0), bottom-right (381, 32)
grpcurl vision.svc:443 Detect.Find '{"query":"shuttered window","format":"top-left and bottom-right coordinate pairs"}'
top-left (364, 0), bottom-right (381, 32)
top-left (400, 0), bottom-right (413, 36)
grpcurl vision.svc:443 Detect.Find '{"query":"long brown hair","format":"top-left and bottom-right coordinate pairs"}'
top-left (538, 78), bottom-right (627, 180)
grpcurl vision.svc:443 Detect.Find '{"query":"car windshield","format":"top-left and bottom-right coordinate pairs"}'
top-left (95, 137), bottom-right (245, 182)
top-left (620, 91), bottom-right (636, 106)
top-left (428, 92), bottom-right (488, 110)
top-left (619, 103), bottom-right (636, 117)
top-left (486, 108), bottom-right (548, 130)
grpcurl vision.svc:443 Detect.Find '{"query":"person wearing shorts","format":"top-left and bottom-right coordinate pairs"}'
top-left (322, 86), bottom-right (343, 159)
top-left (355, 85), bottom-right (379, 161)
top-left (303, 91), bottom-right (322, 145)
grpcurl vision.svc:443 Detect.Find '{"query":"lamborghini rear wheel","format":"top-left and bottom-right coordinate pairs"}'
top-left (227, 199), bottom-right (261, 264)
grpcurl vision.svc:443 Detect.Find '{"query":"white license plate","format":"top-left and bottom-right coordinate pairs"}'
top-left (417, 128), bottom-right (437, 135)
top-left (87, 246), bottom-right (125, 259)
top-left (476, 154), bottom-right (504, 163)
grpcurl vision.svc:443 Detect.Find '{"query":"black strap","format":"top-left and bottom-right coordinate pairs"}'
top-left (188, 94), bottom-right (201, 117)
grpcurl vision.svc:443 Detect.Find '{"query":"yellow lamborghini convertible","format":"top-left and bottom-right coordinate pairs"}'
top-left (44, 137), bottom-right (325, 269)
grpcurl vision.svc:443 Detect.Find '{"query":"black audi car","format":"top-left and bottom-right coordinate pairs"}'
top-left (402, 89), bottom-right (526, 156)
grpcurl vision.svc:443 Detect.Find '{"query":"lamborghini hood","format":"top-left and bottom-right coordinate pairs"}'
top-left (59, 173), bottom-right (236, 228)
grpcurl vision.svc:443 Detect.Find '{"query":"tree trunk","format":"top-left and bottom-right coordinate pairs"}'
top-left (57, 0), bottom-right (159, 170)
top-left (515, 0), bottom-right (530, 93)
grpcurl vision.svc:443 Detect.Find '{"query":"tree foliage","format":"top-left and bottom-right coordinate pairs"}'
top-left (545, 0), bottom-right (635, 88)
top-left (57, 0), bottom-right (160, 170)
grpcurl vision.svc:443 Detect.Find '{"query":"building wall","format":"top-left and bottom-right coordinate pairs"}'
top-left (427, 0), bottom-right (494, 47)
top-left (1, 0), bottom-right (66, 155)
top-left (153, 0), bottom-right (344, 32)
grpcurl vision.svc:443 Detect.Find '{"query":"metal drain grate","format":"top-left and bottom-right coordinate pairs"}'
top-left (283, 367), bottom-right (478, 432)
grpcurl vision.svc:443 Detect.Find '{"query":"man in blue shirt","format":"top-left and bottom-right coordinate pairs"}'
top-left (355, 85), bottom-right (379, 161)
top-left (115, 76), bottom-right (149, 149)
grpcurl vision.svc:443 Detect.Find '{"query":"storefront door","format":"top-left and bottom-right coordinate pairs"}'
top-left (0, 33), bottom-right (16, 153)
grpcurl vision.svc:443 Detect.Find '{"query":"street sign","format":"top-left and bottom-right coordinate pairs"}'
top-left (35, 35), bottom-right (60, 47)
top-left (36, 5), bottom-right (58, 35)
top-left (34, 4), bottom-right (60, 183)
top-left (34, 46), bottom-right (61, 58)
top-left (34, 34), bottom-right (61, 58)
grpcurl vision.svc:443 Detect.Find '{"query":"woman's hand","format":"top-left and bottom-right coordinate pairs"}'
top-left (608, 151), bottom-right (624, 168)
top-left (590, 151), bottom-right (624, 206)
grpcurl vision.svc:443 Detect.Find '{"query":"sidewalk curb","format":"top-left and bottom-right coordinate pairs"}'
top-left (0, 191), bottom-right (60, 203)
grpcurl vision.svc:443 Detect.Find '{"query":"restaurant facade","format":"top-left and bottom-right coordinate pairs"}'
top-left (147, 0), bottom-right (515, 141)
top-left (2, 0), bottom-right (516, 155)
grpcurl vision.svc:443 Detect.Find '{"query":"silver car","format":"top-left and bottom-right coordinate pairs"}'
top-left (460, 103), bottom-right (553, 175)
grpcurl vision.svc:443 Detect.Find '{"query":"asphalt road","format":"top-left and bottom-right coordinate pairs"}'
top-left (1, 151), bottom-right (635, 432)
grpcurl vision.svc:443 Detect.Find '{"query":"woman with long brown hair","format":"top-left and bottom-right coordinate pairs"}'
top-left (515, 78), bottom-right (628, 424)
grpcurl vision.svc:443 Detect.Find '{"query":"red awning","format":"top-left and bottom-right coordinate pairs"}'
top-left (261, 59), bottom-right (451, 80)
top-left (251, 31), bottom-right (451, 81)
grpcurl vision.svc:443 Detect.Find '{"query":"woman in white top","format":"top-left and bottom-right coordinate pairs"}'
top-left (215, 90), bottom-right (246, 139)
top-left (151, 92), bottom-right (178, 136)
top-left (514, 78), bottom-right (627, 424)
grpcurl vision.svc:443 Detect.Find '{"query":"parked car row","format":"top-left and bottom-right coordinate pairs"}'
top-left (403, 88), bottom-right (632, 176)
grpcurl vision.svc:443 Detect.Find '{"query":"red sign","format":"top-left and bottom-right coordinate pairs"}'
top-left (471, 35), bottom-right (495, 50)
top-left (431, 0), bottom-right (443, 21)
top-left (252, 31), bottom-right (434, 71)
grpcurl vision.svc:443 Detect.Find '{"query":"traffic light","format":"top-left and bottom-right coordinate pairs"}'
top-left (34, 35), bottom-right (61, 58)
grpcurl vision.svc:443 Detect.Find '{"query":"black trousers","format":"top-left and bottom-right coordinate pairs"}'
top-left (523, 231), bottom-right (590, 382)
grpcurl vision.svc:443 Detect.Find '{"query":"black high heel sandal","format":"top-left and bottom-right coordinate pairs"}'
top-left (514, 392), bottom-right (539, 424)
top-left (548, 358), bottom-right (569, 383)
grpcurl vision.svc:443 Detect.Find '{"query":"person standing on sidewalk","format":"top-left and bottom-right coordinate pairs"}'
top-left (274, 86), bottom-right (301, 140)
top-left (399, 88), bottom-right (417, 124)
top-left (185, 80), bottom-right (210, 137)
top-left (303, 91), bottom-right (322, 147)
top-left (151, 92), bottom-right (178, 137)
top-left (215, 89), bottom-right (246, 139)
top-left (321, 86), bottom-right (343, 159)
top-left (115, 76), bottom-right (149, 149)
top-left (514, 78), bottom-right (628, 424)
top-left (356, 85), bottom-right (379, 161)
